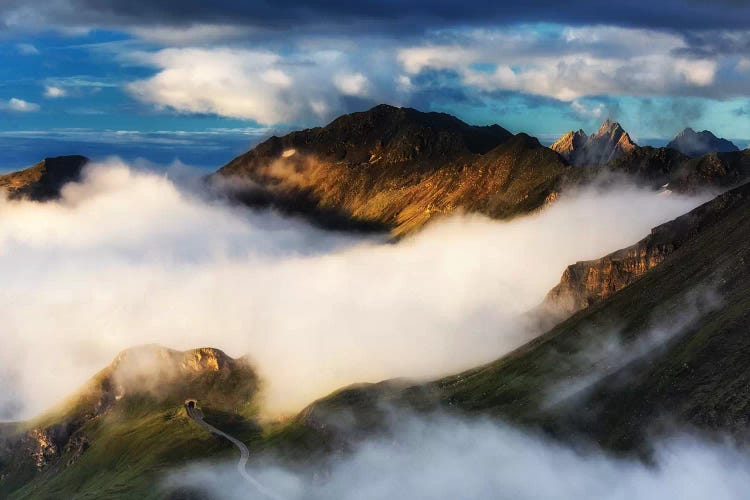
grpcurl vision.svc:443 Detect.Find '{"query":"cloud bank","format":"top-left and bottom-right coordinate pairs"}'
top-left (399, 26), bottom-right (747, 102)
top-left (126, 46), bottom-right (401, 123)
top-left (0, 160), bottom-right (709, 419)
top-left (166, 412), bottom-right (750, 500)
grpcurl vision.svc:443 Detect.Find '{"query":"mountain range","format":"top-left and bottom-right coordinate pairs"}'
top-left (2, 104), bottom-right (750, 498)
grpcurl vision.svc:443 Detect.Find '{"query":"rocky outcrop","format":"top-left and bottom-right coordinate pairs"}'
top-left (543, 239), bottom-right (675, 317)
top-left (551, 120), bottom-right (637, 166)
top-left (215, 105), bottom-right (573, 236)
top-left (543, 180), bottom-right (748, 316)
top-left (0, 155), bottom-right (88, 201)
top-left (667, 128), bottom-right (739, 157)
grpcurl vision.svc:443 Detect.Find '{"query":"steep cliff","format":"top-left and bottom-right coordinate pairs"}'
top-left (542, 188), bottom-right (738, 316)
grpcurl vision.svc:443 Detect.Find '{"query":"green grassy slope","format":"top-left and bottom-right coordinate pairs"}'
top-left (0, 347), bottom-right (262, 499)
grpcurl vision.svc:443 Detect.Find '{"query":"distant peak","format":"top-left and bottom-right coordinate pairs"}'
top-left (667, 127), bottom-right (739, 157)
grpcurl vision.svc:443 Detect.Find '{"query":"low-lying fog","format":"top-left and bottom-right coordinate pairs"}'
top-left (166, 412), bottom-right (750, 500)
top-left (0, 159), bottom-right (710, 419)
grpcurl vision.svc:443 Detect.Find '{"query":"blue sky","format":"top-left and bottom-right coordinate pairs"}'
top-left (1, 1), bottom-right (750, 171)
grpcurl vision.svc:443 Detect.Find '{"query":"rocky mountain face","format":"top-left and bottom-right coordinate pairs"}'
top-left (551, 120), bottom-right (637, 166)
top-left (0, 346), bottom-right (259, 498)
top-left (549, 129), bottom-right (587, 159)
top-left (215, 104), bottom-right (572, 236)
top-left (0, 156), bottom-right (88, 201)
top-left (667, 128), bottom-right (739, 157)
top-left (542, 184), bottom-right (740, 316)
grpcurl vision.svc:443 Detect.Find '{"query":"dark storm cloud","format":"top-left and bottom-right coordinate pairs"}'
top-left (676, 31), bottom-right (750, 58)
top-left (2, 0), bottom-right (750, 34)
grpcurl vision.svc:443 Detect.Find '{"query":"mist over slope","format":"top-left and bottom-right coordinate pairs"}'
top-left (168, 412), bottom-right (750, 500)
top-left (299, 179), bottom-right (750, 456)
top-left (0, 159), bottom-right (707, 420)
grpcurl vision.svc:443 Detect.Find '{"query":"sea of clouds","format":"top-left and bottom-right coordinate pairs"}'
top-left (0, 159), bottom-right (710, 419)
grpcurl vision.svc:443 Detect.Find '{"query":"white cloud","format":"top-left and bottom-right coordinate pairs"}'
top-left (0, 98), bottom-right (40, 112)
top-left (127, 48), bottom-right (382, 123)
top-left (168, 413), bottom-right (750, 500)
top-left (127, 48), bottom-right (292, 123)
top-left (125, 44), bottom-right (407, 123)
top-left (44, 85), bottom-right (67, 98)
top-left (334, 72), bottom-right (369, 96)
top-left (0, 161), bottom-right (708, 419)
top-left (16, 43), bottom-right (39, 55)
top-left (398, 27), bottom-right (732, 101)
top-left (570, 100), bottom-right (606, 119)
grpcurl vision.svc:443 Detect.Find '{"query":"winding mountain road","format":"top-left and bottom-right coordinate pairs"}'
top-left (185, 404), bottom-right (282, 500)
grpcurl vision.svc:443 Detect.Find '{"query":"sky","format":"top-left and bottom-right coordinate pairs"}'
top-left (1, 0), bottom-right (750, 170)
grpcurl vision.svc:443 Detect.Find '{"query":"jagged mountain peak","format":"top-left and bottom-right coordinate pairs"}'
top-left (594, 119), bottom-right (624, 135)
top-left (550, 120), bottom-right (636, 166)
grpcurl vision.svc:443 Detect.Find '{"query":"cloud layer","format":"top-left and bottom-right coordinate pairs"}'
top-left (117, 25), bottom-right (750, 125)
top-left (0, 160), bottom-right (708, 419)
top-left (167, 412), bottom-right (750, 500)
top-left (399, 26), bottom-right (748, 102)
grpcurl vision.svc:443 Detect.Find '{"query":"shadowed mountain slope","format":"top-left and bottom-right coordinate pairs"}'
top-left (0, 156), bottom-right (89, 201)
top-left (608, 148), bottom-right (750, 193)
top-left (667, 128), bottom-right (739, 157)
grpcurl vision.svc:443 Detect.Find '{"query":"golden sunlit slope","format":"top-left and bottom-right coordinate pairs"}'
top-left (215, 104), bottom-right (573, 236)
